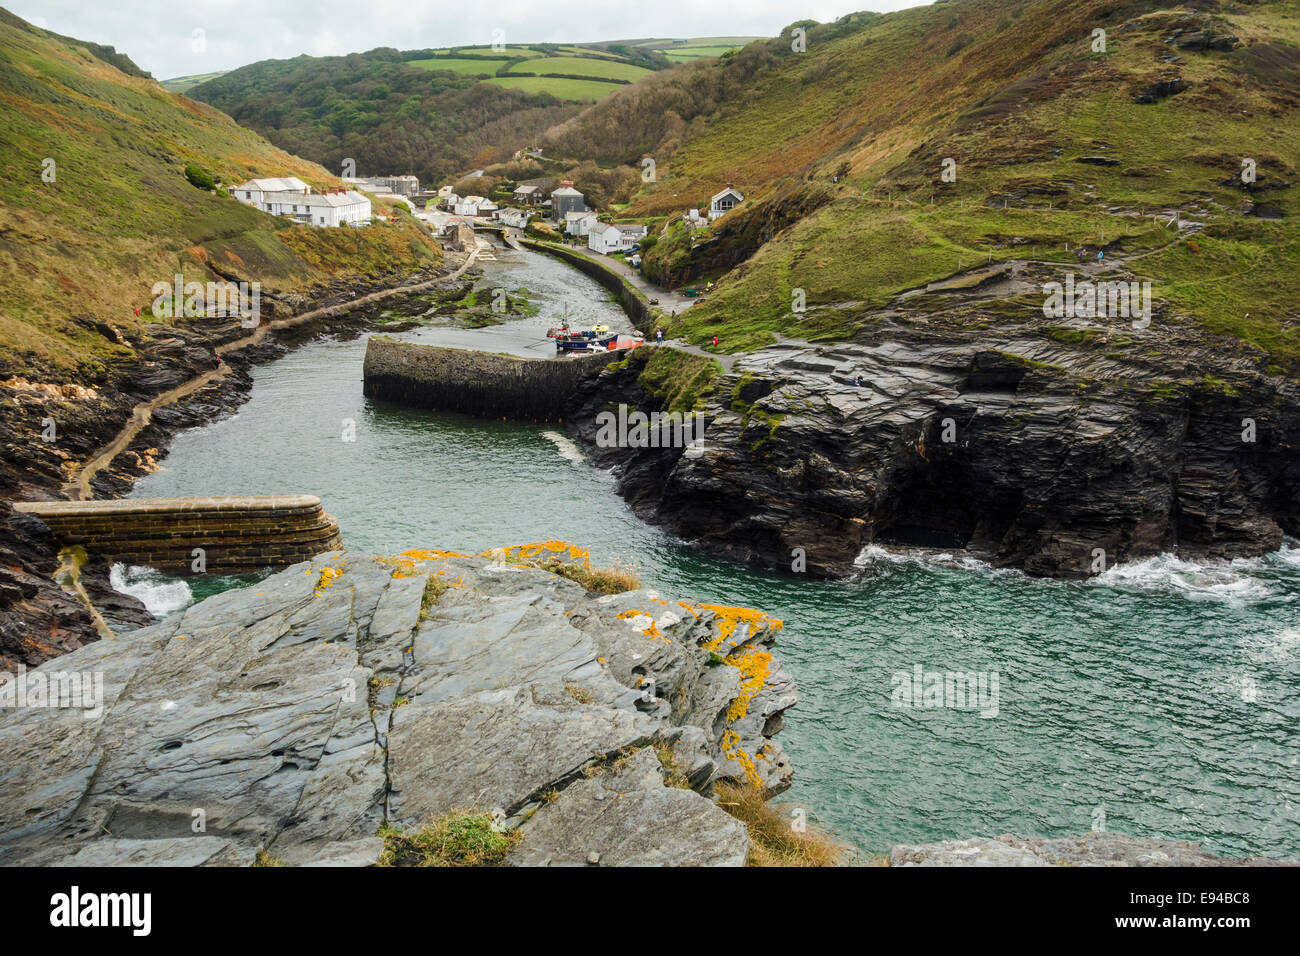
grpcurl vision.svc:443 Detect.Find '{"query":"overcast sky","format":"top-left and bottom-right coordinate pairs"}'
top-left (10, 0), bottom-right (931, 79)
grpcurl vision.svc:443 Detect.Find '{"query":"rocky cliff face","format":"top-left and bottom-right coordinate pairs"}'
top-left (569, 261), bottom-right (1300, 578)
top-left (0, 269), bottom-right (454, 667)
top-left (0, 547), bottom-right (795, 866)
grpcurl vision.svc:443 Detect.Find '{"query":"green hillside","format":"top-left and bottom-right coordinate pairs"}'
top-left (538, 0), bottom-right (1300, 366)
top-left (160, 70), bottom-right (227, 93)
top-left (0, 10), bottom-right (440, 376)
top-left (184, 39), bottom-right (754, 185)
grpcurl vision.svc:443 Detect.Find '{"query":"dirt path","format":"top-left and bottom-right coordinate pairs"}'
top-left (61, 246), bottom-right (480, 501)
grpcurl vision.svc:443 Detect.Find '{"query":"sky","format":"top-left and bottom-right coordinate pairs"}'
top-left (8, 0), bottom-right (932, 79)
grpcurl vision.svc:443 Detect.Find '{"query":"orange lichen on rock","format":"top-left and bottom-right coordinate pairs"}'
top-left (726, 647), bottom-right (772, 724)
top-left (692, 603), bottom-right (783, 653)
top-left (481, 541), bottom-right (591, 566)
top-left (314, 565), bottom-right (344, 595)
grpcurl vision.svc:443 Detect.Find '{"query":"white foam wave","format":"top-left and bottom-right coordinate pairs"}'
top-left (541, 430), bottom-right (584, 465)
top-left (852, 543), bottom-right (1003, 575)
top-left (109, 564), bottom-right (191, 618)
top-left (1091, 553), bottom-right (1272, 606)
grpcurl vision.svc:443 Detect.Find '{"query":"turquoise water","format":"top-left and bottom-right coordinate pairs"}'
top-left (127, 245), bottom-right (1300, 860)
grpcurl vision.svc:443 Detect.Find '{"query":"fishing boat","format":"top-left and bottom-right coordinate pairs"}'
top-left (555, 334), bottom-right (595, 353)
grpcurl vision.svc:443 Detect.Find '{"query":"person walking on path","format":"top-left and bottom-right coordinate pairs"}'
top-left (711, 335), bottom-right (719, 348)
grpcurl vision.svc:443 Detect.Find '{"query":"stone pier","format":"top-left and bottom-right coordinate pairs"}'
top-left (14, 495), bottom-right (343, 574)
top-left (363, 336), bottom-right (620, 422)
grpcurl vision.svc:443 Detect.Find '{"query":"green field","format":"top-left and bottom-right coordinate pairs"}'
top-left (650, 37), bottom-right (760, 61)
top-left (408, 57), bottom-right (509, 75)
top-left (160, 70), bottom-right (228, 92)
top-left (485, 75), bottom-right (617, 101)
top-left (444, 46), bottom-right (544, 57)
top-left (507, 56), bottom-right (650, 82)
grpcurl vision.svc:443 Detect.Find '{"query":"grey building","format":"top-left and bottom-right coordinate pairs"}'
top-left (550, 180), bottom-right (587, 221)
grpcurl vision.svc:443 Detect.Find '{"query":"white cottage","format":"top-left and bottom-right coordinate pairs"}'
top-left (565, 210), bottom-right (599, 237)
top-left (709, 183), bottom-right (744, 221)
top-left (264, 190), bottom-right (371, 227)
top-left (232, 177), bottom-right (310, 210)
top-left (588, 223), bottom-right (648, 255)
top-left (497, 208), bottom-right (531, 229)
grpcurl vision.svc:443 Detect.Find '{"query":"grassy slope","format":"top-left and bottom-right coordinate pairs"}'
top-left (0, 12), bottom-right (441, 376)
top-left (160, 71), bottom-right (228, 93)
top-left (569, 0), bottom-right (1300, 363)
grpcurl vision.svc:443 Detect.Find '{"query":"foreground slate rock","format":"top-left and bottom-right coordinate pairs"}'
top-left (0, 548), bottom-right (793, 866)
top-left (890, 832), bottom-right (1296, 867)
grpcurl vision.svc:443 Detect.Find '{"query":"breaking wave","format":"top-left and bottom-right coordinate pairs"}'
top-left (109, 563), bottom-right (191, 618)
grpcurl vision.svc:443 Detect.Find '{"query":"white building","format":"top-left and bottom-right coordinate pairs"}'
top-left (454, 195), bottom-right (489, 216)
top-left (477, 199), bottom-right (500, 219)
top-left (497, 208), bottom-right (530, 229)
top-left (231, 177), bottom-right (310, 208)
top-left (565, 210), bottom-right (599, 237)
top-left (709, 183), bottom-right (744, 221)
top-left (588, 222), bottom-right (648, 255)
top-left (264, 190), bottom-right (371, 227)
top-left (232, 178), bottom-right (370, 227)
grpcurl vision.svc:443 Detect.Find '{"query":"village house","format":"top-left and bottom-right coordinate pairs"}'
top-left (588, 222), bottom-right (648, 255)
top-left (565, 209), bottom-right (599, 237)
top-left (345, 174), bottom-right (420, 196)
top-left (454, 195), bottom-right (489, 216)
top-left (512, 184), bottom-right (545, 205)
top-left (476, 199), bottom-right (500, 219)
top-left (231, 177), bottom-right (310, 208)
top-left (550, 180), bottom-right (587, 222)
top-left (232, 178), bottom-right (370, 227)
top-left (709, 183), bottom-right (744, 220)
top-left (265, 189), bottom-right (371, 227)
top-left (497, 207), bottom-right (531, 229)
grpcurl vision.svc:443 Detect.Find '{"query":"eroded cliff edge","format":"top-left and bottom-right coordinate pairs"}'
top-left (0, 544), bottom-right (796, 867)
top-left (568, 269), bottom-right (1300, 580)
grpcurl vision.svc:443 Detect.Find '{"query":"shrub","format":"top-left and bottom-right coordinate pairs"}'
top-left (714, 781), bottom-right (851, 867)
top-left (377, 812), bottom-right (520, 866)
top-left (184, 162), bottom-right (216, 190)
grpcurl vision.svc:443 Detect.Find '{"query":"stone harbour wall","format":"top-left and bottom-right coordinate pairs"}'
top-left (13, 495), bottom-right (343, 574)
top-left (362, 336), bottom-right (619, 422)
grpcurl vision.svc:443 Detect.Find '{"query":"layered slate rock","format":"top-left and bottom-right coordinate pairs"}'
top-left (0, 548), bottom-right (794, 866)
top-left (570, 259), bottom-right (1300, 579)
top-left (890, 832), bottom-right (1296, 867)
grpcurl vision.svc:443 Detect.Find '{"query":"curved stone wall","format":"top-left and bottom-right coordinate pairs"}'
top-left (13, 495), bottom-right (343, 574)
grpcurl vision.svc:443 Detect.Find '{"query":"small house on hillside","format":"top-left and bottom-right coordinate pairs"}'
top-left (513, 184), bottom-right (544, 205)
top-left (233, 178), bottom-right (369, 227)
top-left (709, 183), bottom-right (744, 221)
top-left (565, 210), bottom-right (599, 237)
top-left (588, 222), bottom-right (647, 255)
top-left (551, 180), bottom-right (587, 222)
top-left (232, 177), bottom-right (310, 208)
top-left (263, 189), bottom-right (371, 227)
